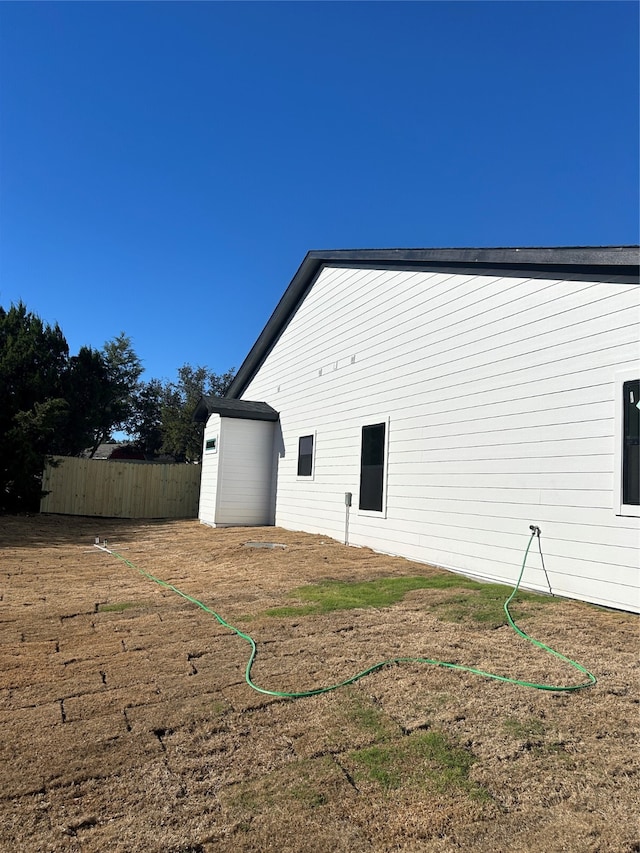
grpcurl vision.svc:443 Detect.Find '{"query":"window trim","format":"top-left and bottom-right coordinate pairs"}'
top-left (296, 432), bottom-right (316, 480)
top-left (357, 417), bottom-right (390, 518)
top-left (204, 434), bottom-right (218, 454)
top-left (614, 368), bottom-right (640, 518)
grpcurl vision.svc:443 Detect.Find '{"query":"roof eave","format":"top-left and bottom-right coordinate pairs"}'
top-left (193, 395), bottom-right (279, 423)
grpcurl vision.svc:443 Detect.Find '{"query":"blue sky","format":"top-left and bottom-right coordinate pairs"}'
top-left (1, 1), bottom-right (638, 384)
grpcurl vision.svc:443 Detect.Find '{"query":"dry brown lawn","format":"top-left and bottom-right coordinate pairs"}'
top-left (0, 515), bottom-right (638, 852)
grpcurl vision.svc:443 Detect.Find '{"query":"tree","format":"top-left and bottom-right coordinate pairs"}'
top-left (7, 399), bottom-right (70, 510)
top-left (0, 304), bottom-right (146, 511)
top-left (126, 366), bottom-right (235, 461)
top-left (58, 346), bottom-right (113, 456)
top-left (85, 332), bottom-right (143, 456)
top-left (0, 298), bottom-right (233, 511)
top-left (157, 365), bottom-right (235, 462)
top-left (0, 302), bottom-right (69, 414)
top-left (0, 303), bottom-right (72, 511)
top-left (127, 378), bottom-right (164, 459)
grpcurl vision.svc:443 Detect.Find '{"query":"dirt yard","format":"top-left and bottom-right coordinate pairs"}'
top-left (1, 515), bottom-right (638, 852)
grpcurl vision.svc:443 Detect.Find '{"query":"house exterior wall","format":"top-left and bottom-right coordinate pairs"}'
top-left (199, 415), bottom-right (276, 527)
top-left (199, 414), bottom-right (222, 526)
top-left (242, 265), bottom-right (640, 612)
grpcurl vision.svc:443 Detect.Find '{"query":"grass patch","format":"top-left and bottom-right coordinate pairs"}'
top-left (289, 785), bottom-right (328, 808)
top-left (502, 717), bottom-right (569, 757)
top-left (265, 575), bottom-right (483, 617)
top-left (264, 574), bottom-right (555, 627)
top-left (344, 692), bottom-right (393, 741)
top-left (97, 601), bottom-right (141, 613)
top-left (226, 756), bottom-right (341, 815)
top-left (426, 584), bottom-right (554, 628)
top-left (503, 716), bottom-right (546, 739)
top-left (332, 688), bottom-right (398, 744)
top-left (296, 689), bottom-right (399, 755)
top-left (349, 730), bottom-right (489, 799)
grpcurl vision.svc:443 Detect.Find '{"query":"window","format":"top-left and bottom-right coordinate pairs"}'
top-left (359, 422), bottom-right (386, 512)
top-left (614, 371), bottom-right (640, 517)
top-left (205, 436), bottom-right (217, 453)
top-left (297, 434), bottom-right (314, 477)
top-left (622, 379), bottom-right (639, 507)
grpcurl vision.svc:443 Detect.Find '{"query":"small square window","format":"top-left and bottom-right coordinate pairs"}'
top-left (205, 436), bottom-right (217, 453)
top-left (297, 434), bottom-right (314, 477)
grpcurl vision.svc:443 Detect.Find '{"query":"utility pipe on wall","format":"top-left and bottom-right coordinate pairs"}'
top-left (344, 491), bottom-right (352, 545)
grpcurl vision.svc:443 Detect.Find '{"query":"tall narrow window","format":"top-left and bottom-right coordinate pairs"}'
top-left (359, 422), bottom-right (386, 511)
top-left (622, 379), bottom-right (640, 507)
top-left (297, 435), bottom-right (314, 477)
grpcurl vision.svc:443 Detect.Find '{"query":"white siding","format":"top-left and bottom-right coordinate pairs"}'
top-left (199, 415), bottom-right (222, 526)
top-left (199, 416), bottom-right (276, 527)
top-left (243, 266), bottom-right (640, 612)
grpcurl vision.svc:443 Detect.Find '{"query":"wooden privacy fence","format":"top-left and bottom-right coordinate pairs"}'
top-left (40, 456), bottom-right (202, 518)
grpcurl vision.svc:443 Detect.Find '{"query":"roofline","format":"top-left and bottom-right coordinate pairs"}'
top-left (226, 246), bottom-right (640, 399)
top-left (307, 245), bottom-right (640, 266)
top-left (193, 396), bottom-right (279, 423)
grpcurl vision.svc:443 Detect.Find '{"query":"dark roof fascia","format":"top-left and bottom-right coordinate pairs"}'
top-left (308, 246), bottom-right (640, 268)
top-left (193, 396), bottom-right (279, 423)
top-left (226, 246), bottom-right (640, 399)
top-left (225, 255), bottom-right (325, 400)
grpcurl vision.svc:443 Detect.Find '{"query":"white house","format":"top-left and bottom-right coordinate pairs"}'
top-left (196, 247), bottom-right (640, 613)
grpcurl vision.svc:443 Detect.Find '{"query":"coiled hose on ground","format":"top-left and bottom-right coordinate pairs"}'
top-left (96, 530), bottom-right (596, 695)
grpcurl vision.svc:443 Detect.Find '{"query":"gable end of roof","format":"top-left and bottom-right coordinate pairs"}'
top-left (226, 246), bottom-right (640, 399)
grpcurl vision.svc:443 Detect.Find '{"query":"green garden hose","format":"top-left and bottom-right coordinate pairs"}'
top-left (96, 531), bottom-right (596, 695)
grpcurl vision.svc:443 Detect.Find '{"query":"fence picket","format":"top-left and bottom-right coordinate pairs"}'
top-left (40, 456), bottom-right (201, 518)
